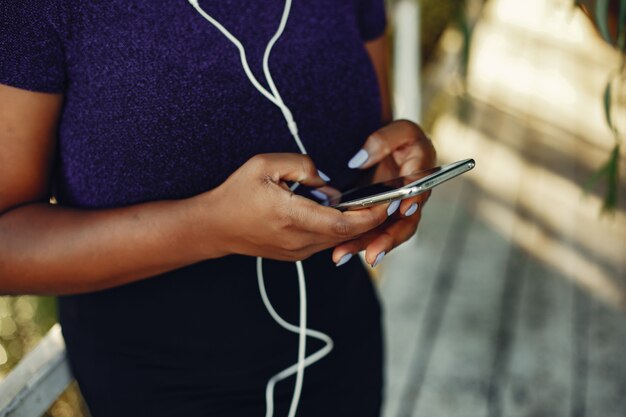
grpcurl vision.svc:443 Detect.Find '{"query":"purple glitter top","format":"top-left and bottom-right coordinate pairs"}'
top-left (1, 0), bottom-right (386, 208)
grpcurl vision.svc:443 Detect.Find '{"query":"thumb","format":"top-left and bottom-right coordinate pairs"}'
top-left (253, 153), bottom-right (328, 188)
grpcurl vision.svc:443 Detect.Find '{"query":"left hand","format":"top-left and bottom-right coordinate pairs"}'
top-left (332, 120), bottom-right (437, 267)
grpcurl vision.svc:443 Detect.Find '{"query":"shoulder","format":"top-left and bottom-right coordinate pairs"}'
top-left (352, 0), bottom-right (387, 41)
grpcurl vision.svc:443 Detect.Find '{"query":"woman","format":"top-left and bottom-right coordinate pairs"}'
top-left (0, 0), bottom-right (435, 416)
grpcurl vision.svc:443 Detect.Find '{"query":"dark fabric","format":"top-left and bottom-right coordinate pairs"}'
top-left (1, 0), bottom-right (386, 415)
top-left (0, 0), bottom-right (386, 207)
top-left (59, 252), bottom-right (383, 416)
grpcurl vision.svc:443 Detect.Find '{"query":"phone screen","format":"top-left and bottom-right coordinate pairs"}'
top-left (326, 166), bottom-right (443, 206)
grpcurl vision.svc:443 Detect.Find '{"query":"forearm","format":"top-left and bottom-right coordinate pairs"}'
top-left (0, 195), bottom-right (224, 295)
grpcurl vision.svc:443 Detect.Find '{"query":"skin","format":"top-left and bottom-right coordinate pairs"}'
top-left (0, 34), bottom-right (435, 295)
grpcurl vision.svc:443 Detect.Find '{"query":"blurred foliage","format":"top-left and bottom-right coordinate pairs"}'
top-left (576, 0), bottom-right (625, 212)
top-left (419, 0), bottom-right (468, 65)
top-left (0, 296), bottom-right (56, 374)
top-left (0, 297), bottom-right (87, 417)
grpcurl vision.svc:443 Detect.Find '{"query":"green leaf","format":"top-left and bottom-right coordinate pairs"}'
top-left (584, 155), bottom-right (610, 191)
top-left (585, 145), bottom-right (621, 212)
top-left (603, 145), bottom-right (621, 212)
top-left (595, 0), bottom-right (613, 44)
top-left (603, 78), bottom-right (615, 132)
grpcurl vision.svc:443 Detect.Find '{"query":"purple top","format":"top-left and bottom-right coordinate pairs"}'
top-left (1, 0), bottom-right (385, 208)
top-left (1, 2), bottom-right (387, 415)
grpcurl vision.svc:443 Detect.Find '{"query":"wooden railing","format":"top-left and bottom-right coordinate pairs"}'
top-left (0, 325), bottom-right (72, 417)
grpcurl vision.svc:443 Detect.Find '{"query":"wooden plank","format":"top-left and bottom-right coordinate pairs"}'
top-left (499, 256), bottom-right (576, 417)
top-left (572, 287), bottom-right (590, 417)
top-left (494, 78), bottom-right (581, 417)
top-left (0, 324), bottom-right (73, 417)
top-left (380, 177), bottom-right (466, 417)
top-left (408, 98), bottom-right (526, 416)
top-left (410, 198), bottom-right (517, 417)
top-left (383, 78), bottom-right (492, 417)
top-left (584, 298), bottom-right (626, 417)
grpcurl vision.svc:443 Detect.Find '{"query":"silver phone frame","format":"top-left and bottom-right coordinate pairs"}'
top-left (331, 158), bottom-right (476, 211)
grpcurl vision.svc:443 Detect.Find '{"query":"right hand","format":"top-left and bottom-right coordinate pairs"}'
top-left (192, 153), bottom-right (390, 262)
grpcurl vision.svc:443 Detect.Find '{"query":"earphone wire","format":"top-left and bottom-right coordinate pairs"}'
top-left (187, 0), bottom-right (307, 155)
top-left (187, 1), bottom-right (334, 416)
top-left (257, 259), bottom-right (334, 417)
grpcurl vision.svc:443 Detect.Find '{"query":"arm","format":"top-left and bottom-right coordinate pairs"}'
top-left (364, 34), bottom-right (392, 124)
top-left (0, 84), bottom-right (226, 295)
top-left (0, 84), bottom-right (389, 295)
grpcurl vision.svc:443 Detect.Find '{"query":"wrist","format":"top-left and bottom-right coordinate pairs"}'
top-left (180, 188), bottom-right (233, 261)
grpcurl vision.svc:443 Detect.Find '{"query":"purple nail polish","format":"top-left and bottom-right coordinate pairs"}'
top-left (372, 251), bottom-right (386, 267)
top-left (335, 253), bottom-right (353, 267)
top-left (387, 200), bottom-right (401, 216)
top-left (405, 202), bottom-right (418, 217)
top-left (317, 169), bottom-right (331, 182)
top-left (310, 189), bottom-right (328, 201)
top-left (348, 149), bottom-right (369, 169)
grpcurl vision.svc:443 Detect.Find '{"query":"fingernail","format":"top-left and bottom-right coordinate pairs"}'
top-left (404, 202), bottom-right (419, 217)
top-left (317, 169), bottom-right (331, 182)
top-left (335, 253), bottom-right (353, 267)
top-left (372, 251), bottom-right (386, 267)
top-left (347, 149), bottom-right (369, 169)
top-left (387, 200), bottom-right (401, 216)
top-left (310, 189), bottom-right (328, 201)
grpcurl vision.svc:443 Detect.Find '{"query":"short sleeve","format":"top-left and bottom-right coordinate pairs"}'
top-left (356, 0), bottom-right (387, 41)
top-left (0, 1), bottom-right (66, 93)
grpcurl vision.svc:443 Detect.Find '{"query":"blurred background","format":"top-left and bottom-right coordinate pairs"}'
top-left (1, 0), bottom-right (624, 416)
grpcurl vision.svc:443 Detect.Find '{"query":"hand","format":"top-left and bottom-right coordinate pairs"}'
top-left (333, 120), bottom-right (437, 267)
top-left (192, 153), bottom-right (391, 262)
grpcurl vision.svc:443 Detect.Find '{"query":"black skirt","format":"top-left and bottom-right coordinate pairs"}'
top-left (58, 250), bottom-right (383, 417)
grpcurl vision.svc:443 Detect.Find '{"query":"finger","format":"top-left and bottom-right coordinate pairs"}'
top-left (393, 186), bottom-right (431, 217)
top-left (333, 212), bottom-right (423, 266)
top-left (347, 120), bottom-right (425, 170)
top-left (363, 213), bottom-right (422, 265)
top-left (381, 143), bottom-right (420, 175)
top-left (308, 184), bottom-right (342, 204)
top-left (280, 195), bottom-right (391, 240)
top-left (396, 152), bottom-right (426, 176)
top-left (399, 197), bottom-right (419, 216)
top-left (316, 185), bottom-right (342, 200)
top-left (251, 153), bottom-right (327, 188)
top-left (332, 224), bottom-right (384, 263)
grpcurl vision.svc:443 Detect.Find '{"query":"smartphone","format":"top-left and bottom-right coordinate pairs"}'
top-left (327, 158), bottom-right (475, 211)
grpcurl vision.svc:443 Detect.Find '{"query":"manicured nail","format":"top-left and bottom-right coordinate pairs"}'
top-left (317, 169), bottom-right (330, 182)
top-left (310, 189), bottom-right (328, 201)
top-left (387, 200), bottom-right (401, 216)
top-left (372, 251), bottom-right (386, 267)
top-left (348, 149), bottom-right (369, 169)
top-left (404, 202), bottom-right (419, 217)
top-left (335, 253), bottom-right (353, 267)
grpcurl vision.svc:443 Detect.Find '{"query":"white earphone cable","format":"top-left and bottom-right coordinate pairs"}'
top-left (257, 258), bottom-right (334, 417)
top-left (187, 0), bottom-right (281, 107)
top-left (187, 2), bottom-right (334, 416)
top-left (187, 0), bottom-right (307, 154)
